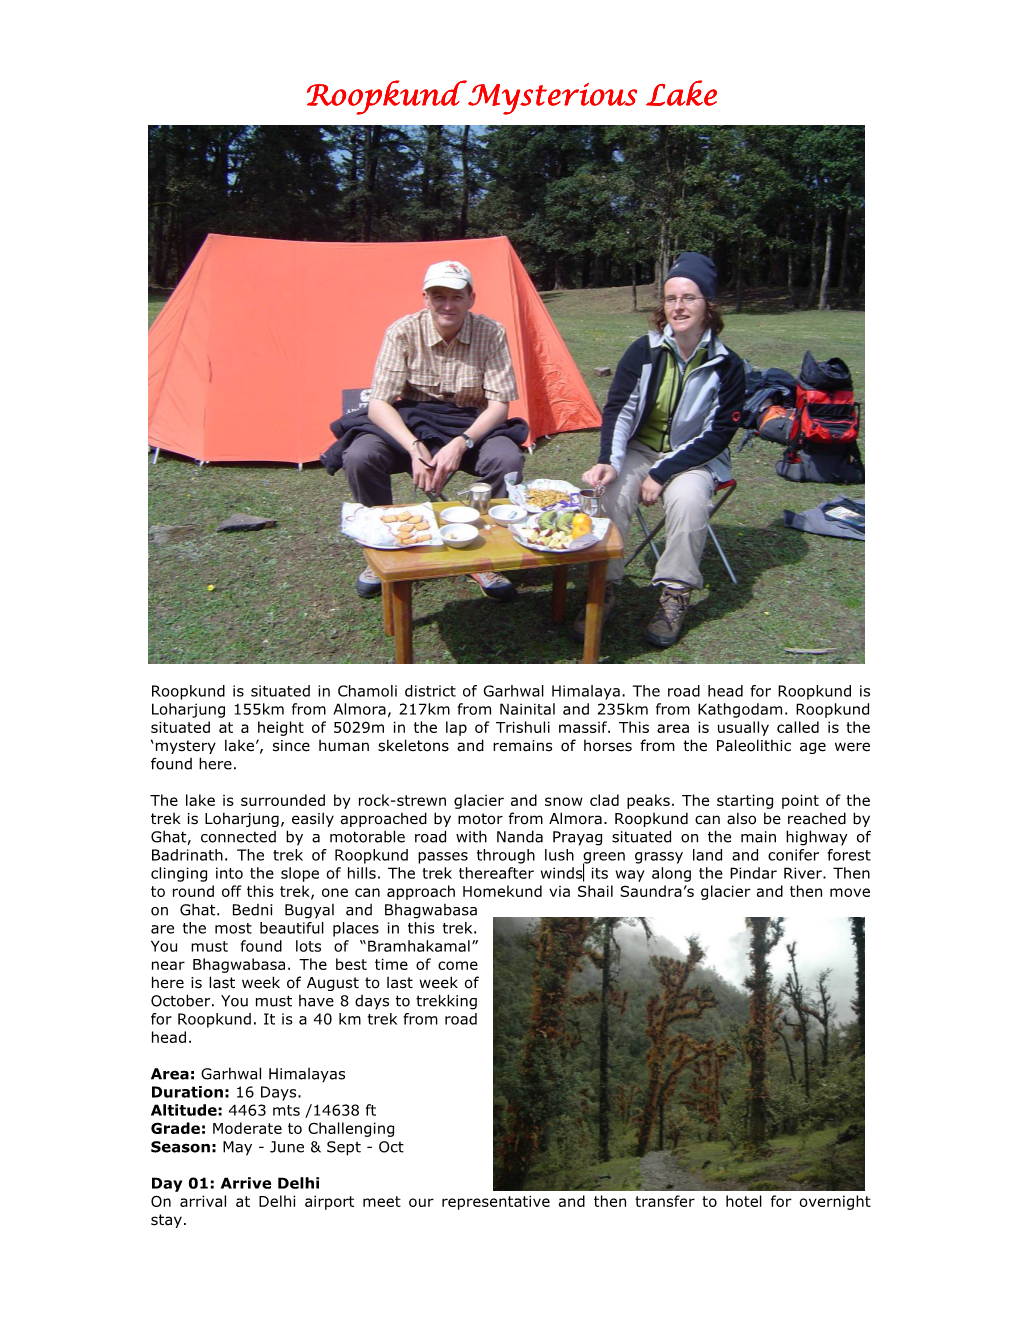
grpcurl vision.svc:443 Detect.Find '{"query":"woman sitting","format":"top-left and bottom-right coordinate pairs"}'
top-left (581, 253), bottom-right (745, 648)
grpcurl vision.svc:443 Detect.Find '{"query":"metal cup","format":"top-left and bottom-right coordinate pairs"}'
top-left (578, 487), bottom-right (601, 517)
top-left (456, 482), bottom-right (491, 515)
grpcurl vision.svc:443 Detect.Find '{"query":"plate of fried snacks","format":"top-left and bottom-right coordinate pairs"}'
top-left (340, 502), bottom-right (443, 549)
top-left (507, 478), bottom-right (581, 515)
top-left (510, 509), bottom-right (610, 554)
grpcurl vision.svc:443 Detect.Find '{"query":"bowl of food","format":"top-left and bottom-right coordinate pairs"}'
top-left (489, 503), bottom-right (528, 526)
top-left (440, 523), bottom-right (480, 548)
top-left (439, 505), bottom-right (481, 526)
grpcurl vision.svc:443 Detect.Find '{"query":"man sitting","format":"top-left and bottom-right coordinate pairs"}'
top-left (326, 259), bottom-right (528, 601)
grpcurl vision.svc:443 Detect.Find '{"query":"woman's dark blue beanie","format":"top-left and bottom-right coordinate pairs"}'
top-left (665, 253), bottom-right (717, 299)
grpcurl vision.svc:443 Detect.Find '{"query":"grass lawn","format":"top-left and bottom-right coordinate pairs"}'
top-left (677, 1124), bottom-right (865, 1191)
top-left (148, 285), bottom-right (863, 665)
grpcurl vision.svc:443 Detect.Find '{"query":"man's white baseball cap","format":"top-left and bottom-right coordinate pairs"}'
top-left (423, 259), bottom-right (473, 291)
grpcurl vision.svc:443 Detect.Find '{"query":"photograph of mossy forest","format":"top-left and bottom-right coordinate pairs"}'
top-left (494, 917), bottom-right (864, 1192)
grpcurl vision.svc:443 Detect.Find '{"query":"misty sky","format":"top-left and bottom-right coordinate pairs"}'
top-left (633, 915), bottom-right (859, 1023)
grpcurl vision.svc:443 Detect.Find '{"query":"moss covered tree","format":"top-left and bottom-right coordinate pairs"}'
top-left (495, 918), bottom-right (592, 1190)
top-left (691, 1039), bottom-right (738, 1139)
top-left (782, 942), bottom-right (813, 1100)
top-left (744, 917), bottom-right (785, 1151)
top-left (591, 918), bottom-right (651, 1161)
top-left (770, 990), bottom-right (798, 1083)
top-left (851, 917), bottom-right (865, 1055)
top-left (636, 940), bottom-right (716, 1156)
top-left (805, 969), bottom-right (834, 1069)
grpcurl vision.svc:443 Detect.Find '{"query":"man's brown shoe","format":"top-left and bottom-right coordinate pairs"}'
top-left (572, 582), bottom-right (617, 642)
top-left (644, 585), bottom-right (692, 648)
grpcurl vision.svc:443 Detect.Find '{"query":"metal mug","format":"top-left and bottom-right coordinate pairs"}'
top-left (456, 482), bottom-right (491, 515)
top-left (578, 487), bottom-right (601, 517)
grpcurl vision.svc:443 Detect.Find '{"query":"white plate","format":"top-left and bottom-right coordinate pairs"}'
top-left (508, 479), bottom-right (581, 515)
top-left (510, 514), bottom-right (610, 554)
top-left (340, 502), bottom-right (443, 549)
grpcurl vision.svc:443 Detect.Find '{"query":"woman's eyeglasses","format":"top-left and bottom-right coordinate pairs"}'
top-left (664, 294), bottom-right (704, 307)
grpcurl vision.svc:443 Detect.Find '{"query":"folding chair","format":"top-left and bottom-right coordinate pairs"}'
top-left (624, 478), bottom-right (739, 585)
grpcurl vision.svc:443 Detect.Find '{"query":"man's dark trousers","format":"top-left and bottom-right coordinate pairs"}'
top-left (342, 432), bottom-right (525, 505)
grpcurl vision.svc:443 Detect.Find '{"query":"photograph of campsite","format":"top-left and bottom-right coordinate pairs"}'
top-left (493, 917), bottom-right (865, 1192)
top-left (149, 125), bottom-right (863, 665)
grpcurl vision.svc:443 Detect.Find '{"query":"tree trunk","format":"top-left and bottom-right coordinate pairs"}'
top-left (851, 918), bottom-right (865, 1055)
top-left (418, 126), bottom-right (439, 240)
top-left (210, 130), bottom-right (231, 199)
top-left (656, 218), bottom-right (670, 290)
top-left (459, 125), bottom-right (470, 238)
top-left (783, 943), bottom-right (812, 1101)
top-left (495, 919), bottom-right (592, 1190)
top-left (745, 918), bottom-right (783, 1152)
top-left (807, 208), bottom-right (820, 307)
top-left (784, 209), bottom-right (797, 306)
top-left (835, 206), bottom-right (852, 307)
top-left (818, 210), bottom-right (834, 310)
top-left (779, 1030), bottom-right (797, 1083)
top-left (631, 262), bottom-right (638, 312)
top-left (362, 127), bottom-right (379, 243)
top-left (746, 921), bottom-right (770, 1146)
top-left (150, 205), bottom-right (170, 288)
top-left (735, 235), bottom-right (744, 313)
top-left (637, 946), bottom-right (713, 1156)
top-left (808, 973), bottom-right (832, 1069)
top-left (598, 923), bottom-right (612, 1162)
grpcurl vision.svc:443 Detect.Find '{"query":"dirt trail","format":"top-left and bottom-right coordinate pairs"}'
top-left (639, 1150), bottom-right (706, 1191)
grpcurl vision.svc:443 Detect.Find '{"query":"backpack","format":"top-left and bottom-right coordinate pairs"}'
top-left (738, 366), bottom-right (797, 451)
top-left (775, 353), bottom-right (864, 484)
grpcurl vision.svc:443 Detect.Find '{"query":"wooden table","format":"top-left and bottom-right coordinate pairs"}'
top-left (360, 501), bottom-right (623, 664)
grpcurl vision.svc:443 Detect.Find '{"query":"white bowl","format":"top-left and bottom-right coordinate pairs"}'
top-left (489, 503), bottom-right (528, 525)
top-left (439, 505), bottom-right (481, 525)
top-left (440, 524), bottom-right (479, 548)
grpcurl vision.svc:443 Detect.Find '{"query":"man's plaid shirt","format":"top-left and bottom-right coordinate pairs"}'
top-left (369, 310), bottom-right (518, 409)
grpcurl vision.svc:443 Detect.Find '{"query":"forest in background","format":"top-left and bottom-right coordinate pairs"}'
top-left (493, 917), bottom-right (865, 1192)
top-left (148, 125), bottom-right (863, 309)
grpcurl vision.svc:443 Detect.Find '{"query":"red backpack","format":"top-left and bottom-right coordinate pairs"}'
top-left (776, 353), bottom-right (864, 483)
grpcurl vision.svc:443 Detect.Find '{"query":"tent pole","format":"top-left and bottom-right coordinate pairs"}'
top-left (151, 448), bottom-right (160, 465)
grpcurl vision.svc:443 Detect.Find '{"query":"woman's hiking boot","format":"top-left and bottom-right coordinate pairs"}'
top-left (644, 584), bottom-right (692, 648)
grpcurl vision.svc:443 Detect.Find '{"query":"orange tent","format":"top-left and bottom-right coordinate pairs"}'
top-left (148, 234), bottom-right (602, 464)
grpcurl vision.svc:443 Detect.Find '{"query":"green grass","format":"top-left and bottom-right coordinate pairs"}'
top-left (148, 285), bottom-right (864, 664)
top-left (592, 1154), bottom-right (643, 1191)
top-left (677, 1123), bottom-right (864, 1191)
top-left (525, 1153), bottom-right (642, 1193)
